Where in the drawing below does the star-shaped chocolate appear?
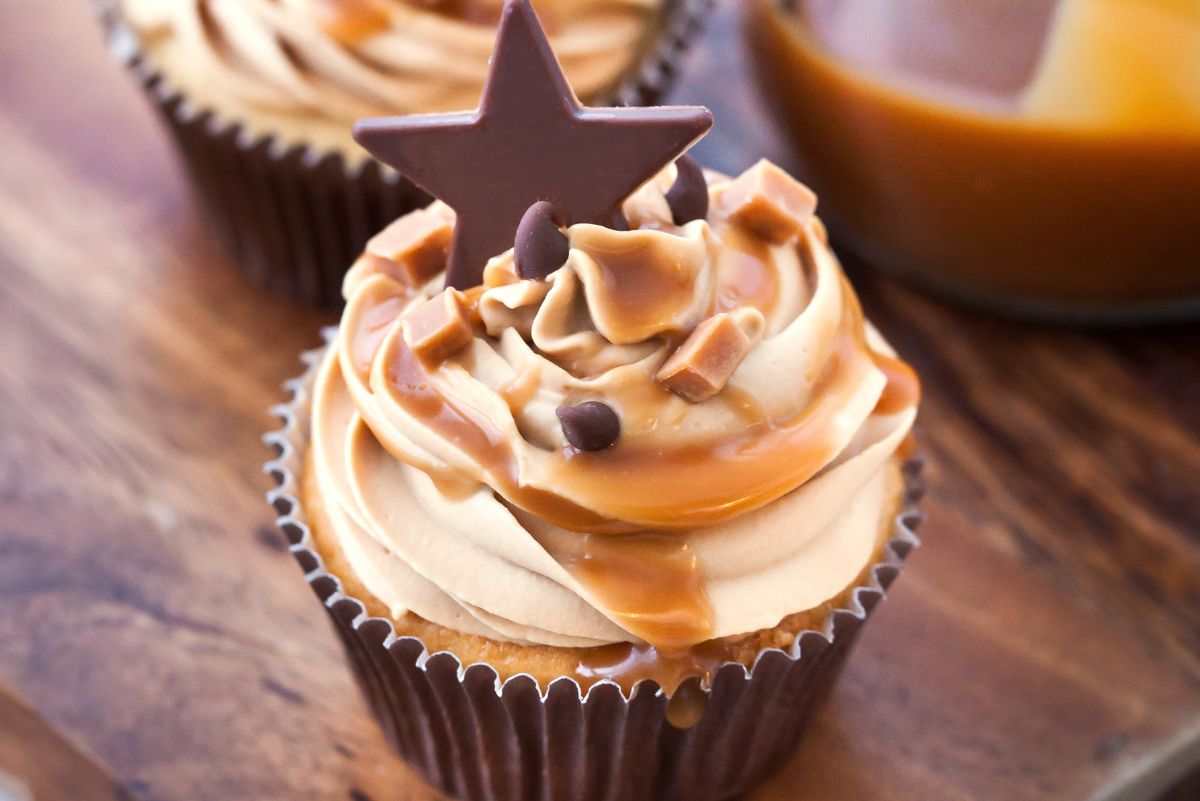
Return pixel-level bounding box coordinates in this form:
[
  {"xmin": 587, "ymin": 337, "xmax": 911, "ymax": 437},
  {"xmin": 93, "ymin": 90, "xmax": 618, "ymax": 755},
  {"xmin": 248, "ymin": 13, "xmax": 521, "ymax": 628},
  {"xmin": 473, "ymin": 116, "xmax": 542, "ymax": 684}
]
[{"xmin": 353, "ymin": 0, "xmax": 713, "ymax": 289}]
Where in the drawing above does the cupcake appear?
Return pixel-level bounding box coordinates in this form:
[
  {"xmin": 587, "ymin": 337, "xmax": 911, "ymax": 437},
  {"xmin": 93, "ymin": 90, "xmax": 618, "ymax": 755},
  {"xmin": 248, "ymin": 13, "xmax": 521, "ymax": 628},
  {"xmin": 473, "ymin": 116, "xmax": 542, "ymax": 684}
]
[
  {"xmin": 99, "ymin": 0, "xmax": 712, "ymax": 306},
  {"xmin": 265, "ymin": 3, "xmax": 922, "ymax": 799}
]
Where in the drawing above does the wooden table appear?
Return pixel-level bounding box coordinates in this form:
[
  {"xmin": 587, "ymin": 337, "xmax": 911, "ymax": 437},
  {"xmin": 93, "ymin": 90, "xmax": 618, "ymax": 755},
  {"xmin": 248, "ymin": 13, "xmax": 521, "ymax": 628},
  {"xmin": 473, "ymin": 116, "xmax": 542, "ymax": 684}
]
[{"xmin": 2, "ymin": 2, "xmax": 1198, "ymax": 800}]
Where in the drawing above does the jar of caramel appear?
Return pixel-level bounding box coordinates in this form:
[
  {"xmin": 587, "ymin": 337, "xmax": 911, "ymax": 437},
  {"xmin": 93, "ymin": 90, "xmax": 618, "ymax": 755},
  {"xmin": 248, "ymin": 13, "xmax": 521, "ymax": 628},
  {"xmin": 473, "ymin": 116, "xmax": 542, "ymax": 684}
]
[{"xmin": 748, "ymin": 0, "xmax": 1200, "ymax": 322}]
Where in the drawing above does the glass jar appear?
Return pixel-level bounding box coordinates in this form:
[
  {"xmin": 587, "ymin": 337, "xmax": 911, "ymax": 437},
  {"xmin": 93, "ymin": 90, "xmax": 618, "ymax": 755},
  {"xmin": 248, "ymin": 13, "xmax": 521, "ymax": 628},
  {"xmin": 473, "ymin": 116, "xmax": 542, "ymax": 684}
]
[{"xmin": 748, "ymin": 0, "xmax": 1200, "ymax": 322}]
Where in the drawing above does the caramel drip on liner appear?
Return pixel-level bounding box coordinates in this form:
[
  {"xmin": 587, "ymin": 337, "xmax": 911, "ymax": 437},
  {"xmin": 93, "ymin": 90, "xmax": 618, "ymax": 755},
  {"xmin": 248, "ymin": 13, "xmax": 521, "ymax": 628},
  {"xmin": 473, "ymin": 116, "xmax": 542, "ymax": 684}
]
[{"xmin": 575, "ymin": 638, "xmax": 737, "ymax": 703}]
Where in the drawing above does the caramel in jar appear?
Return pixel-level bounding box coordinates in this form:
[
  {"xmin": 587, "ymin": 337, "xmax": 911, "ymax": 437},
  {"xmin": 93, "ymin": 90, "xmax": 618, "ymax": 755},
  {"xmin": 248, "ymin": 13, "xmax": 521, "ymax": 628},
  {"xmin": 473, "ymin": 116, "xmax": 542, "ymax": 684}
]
[{"xmin": 749, "ymin": 0, "xmax": 1200, "ymax": 320}]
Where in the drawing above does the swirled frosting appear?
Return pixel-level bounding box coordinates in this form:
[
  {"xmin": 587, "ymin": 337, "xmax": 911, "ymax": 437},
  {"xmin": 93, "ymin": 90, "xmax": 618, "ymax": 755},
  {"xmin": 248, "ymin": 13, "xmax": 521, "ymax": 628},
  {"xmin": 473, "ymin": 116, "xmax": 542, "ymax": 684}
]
[
  {"xmin": 121, "ymin": 0, "xmax": 666, "ymax": 157},
  {"xmin": 308, "ymin": 160, "xmax": 919, "ymax": 650}
]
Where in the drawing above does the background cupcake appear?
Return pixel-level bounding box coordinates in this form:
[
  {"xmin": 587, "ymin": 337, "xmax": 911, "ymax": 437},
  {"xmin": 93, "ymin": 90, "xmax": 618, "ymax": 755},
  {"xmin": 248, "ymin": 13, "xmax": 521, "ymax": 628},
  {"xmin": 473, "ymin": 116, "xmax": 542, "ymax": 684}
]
[{"xmin": 99, "ymin": 0, "xmax": 712, "ymax": 306}]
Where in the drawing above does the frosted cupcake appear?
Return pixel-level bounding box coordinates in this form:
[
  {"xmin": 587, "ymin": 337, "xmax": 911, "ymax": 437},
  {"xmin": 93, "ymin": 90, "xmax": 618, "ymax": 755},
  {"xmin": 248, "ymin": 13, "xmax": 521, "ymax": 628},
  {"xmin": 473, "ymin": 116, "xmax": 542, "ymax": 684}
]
[
  {"xmin": 100, "ymin": 0, "xmax": 711, "ymax": 305},
  {"xmin": 265, "ymin": 3, "xmax": 921, "ymax": 798},
  {"xmin": 300, "ymin": 157, "xmax": 919, "ymax": 680}
]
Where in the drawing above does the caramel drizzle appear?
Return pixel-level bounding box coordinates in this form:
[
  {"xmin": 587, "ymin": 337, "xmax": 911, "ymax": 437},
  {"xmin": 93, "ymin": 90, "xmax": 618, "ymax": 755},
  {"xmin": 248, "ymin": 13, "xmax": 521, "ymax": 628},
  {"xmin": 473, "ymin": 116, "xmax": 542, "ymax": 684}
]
[
  {"xmin": 374, "ymin": 301, "xmax": 825, "ymax": 533},
  {"xmin": 360, "ymin": 265, "xmax": 919, "ymax": 537},
  {"xmin": 313, "ymin": 0, "xmax": 509, "ymax": 44},
  {"xmin": 713, "ymin": 225, "xmax": 781, "ymax": 318},
  {"xmin": 379, "ymin": 330, "xmax": 622, "ymax": 531},
  {"xmin": 351, "ymin": 289, "xmax": 413, "ymax": 380},
  {"xmin": 871, "ymin": 351, "xmax": 921, "ymax": 415},
  {"xmin": 574, "ymin": 637, "xmax": 738, "ymax": 702},
  {"xmin": 540, "ymin": 278, "xmax": 912, "ymax": 530},
  {"xmin": 547, "ymin": 531, "xmax": 712, "ymax": 651},
  {"xmin": 312, "ymin": 0, "xmax": 393, "ymax": 45},
  {"xmin": 576, "ymin": 229, "xmax": 704, "ymax": 342}
]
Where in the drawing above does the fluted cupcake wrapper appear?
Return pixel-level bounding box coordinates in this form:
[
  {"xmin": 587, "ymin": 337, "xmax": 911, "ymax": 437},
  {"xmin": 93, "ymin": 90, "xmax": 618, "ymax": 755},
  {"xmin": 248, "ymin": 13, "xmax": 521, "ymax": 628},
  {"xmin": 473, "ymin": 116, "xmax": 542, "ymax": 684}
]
[
  {"xmin": 262, "ymin": 336, "xmax": 923, "ymax": 801},
  {"xmin": 96, "ymin": 0, "xmax": 714, "ymax": 309}
]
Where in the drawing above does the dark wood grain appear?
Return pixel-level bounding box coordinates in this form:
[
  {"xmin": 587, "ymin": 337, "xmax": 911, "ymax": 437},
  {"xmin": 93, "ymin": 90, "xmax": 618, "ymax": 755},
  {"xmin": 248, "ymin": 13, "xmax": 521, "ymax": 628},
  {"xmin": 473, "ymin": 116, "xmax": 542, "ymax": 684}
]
[{"xmin": 1, "ymin": 2, "xmax": 1198, "ymax": 801}]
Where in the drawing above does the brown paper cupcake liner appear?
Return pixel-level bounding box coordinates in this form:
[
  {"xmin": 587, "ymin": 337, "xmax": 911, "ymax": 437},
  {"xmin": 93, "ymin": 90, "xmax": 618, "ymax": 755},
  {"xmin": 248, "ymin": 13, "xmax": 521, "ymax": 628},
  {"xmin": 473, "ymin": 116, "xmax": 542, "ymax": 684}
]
[
  {"xmin": 96, "ymin": 0, "xmax": 713, "ymax": 309},
  {"xmin": 262, "ymin": 335, "xmax": 924, "ymax": 801}
]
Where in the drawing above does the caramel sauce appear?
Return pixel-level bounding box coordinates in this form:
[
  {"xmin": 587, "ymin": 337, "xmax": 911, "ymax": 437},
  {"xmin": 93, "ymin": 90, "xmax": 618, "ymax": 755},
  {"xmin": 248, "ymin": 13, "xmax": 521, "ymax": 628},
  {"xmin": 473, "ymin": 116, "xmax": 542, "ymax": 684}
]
[
  {"xmin": 379, "ymin": 329, "xmax": 624, "ymax": 532},
  {"xmin": 351, "ymin": 290, "xmax": 411, "ymax": 381},
  {"xmin": 312, "ymin": 0, "xmax": 392, "ymax": 45},
  {"xmin": 552, "ymin": 531, "xmax": 712, "ymax": 650},
  {"xmin": 575, "ymin": 639, "xmax": 735, "ymax": 698},
  {"xmin": 871, "ymin": 352, "xmax": 922, "ymax": 416},
  {"xmin": 664, "ymin": 679, "xmax": 709, "ymax": 729},
  {"xmin": 751, "ymin": 0, "xmax": 1200, "ymax": 308},
  {"xmin": 714, "ymin": 228, "xmax": 779, "ymax": 317},
  {"xmin": 498, "ymin": 364, "xmax": 548, "ymax": 445},
  {"xmin": 716, "ymin": 384, "xmax": 768, "ymax": 427},
  {"xmin": 412, "ymin": 0, "xmax": 505, "ymax": 27},
  {"xmin": 499, "ymin": 367, "xmax": 540, "ymax": 409},
  {"xmin": 575, "ymin": 230, "xmax": 703, "ymax": 342},
  {"xmin": 459, "ymin": 284, "xmax": 487, "ymax": 327},
  {"xmin": 594, "ymin": 369, "xmax": 685, "ymax": 438}
]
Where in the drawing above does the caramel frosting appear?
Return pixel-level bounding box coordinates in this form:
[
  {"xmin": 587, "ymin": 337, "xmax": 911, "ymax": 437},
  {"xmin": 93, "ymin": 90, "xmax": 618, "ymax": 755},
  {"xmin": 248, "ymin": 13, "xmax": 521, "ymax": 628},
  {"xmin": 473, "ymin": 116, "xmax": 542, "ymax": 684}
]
[
  {"xmin": 121, "ymin": 0, "xmax": 666, "ymax": 155},
  {"xmin": 308, "ymin": 160, "xmax": 919, "ymax": 651}
]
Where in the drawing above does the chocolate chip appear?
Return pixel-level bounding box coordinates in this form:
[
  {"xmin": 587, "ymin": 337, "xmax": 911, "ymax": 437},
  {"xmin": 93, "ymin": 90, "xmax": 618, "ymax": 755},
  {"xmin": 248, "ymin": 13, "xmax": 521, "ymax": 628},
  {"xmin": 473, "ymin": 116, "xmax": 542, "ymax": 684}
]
[
  {"xmin": 556, "ymin": 401, "xmax": 620, "ymax": 452},
  {"xmin": 666, "ymin": 155, "xmax": 709, "ymax": 225},
  {"xmin": 515, "ymin": 201, "xmax": 569, "ymax": 281}
]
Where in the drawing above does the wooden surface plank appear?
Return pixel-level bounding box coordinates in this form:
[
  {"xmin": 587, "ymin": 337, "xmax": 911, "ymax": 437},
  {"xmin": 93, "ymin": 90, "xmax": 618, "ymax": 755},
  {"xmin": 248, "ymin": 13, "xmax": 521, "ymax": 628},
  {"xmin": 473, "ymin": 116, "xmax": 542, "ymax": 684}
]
[
  {"xmin": 1, "ymin": 3, "xmax": 1198, "ymax": 801},
  {"xmin": 0, "ymin": 687, "xmax": 132, "ymax": 801}
]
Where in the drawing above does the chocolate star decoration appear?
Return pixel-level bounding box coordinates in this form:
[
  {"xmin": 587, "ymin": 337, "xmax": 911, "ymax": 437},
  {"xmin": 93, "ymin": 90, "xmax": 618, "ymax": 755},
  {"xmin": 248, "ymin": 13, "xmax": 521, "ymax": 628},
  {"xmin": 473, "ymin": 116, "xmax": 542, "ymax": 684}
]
[{"xmin": 353, "ymin": 0, "xmax": 713, "ymax": 289}]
